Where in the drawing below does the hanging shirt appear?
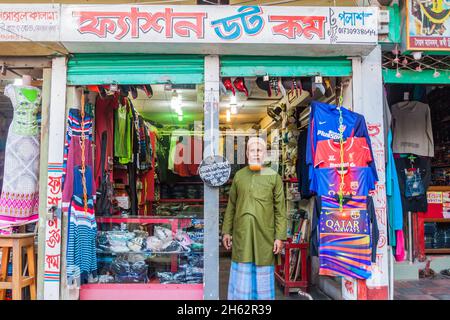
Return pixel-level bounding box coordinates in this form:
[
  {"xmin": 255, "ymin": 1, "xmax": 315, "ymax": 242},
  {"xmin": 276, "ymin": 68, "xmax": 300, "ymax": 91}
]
[
  {"xmin": 314, "ymin": 137, "xmax": 372, "ymax": 168},
  {"xmin": 94, "ymin": 95, "xmax": 116, "ymax": 190},
  {"xmin": 310, "ymin": 195, "xmax": 379, "ymax": 279},
  {"xmin": 306, "ymin": 101, "xmax": 378, "ymax": 187},
  {"xmin": 114, "ymin": 100, "xmax": 132, "ymax": 164},
  {"xmin": 311, "ymin": 167, "xmax": 376, "ymax": 197},
  {"xmin": 391, "ymin": 101, "xmax": 434, "ymax": 157},
  {"xmin": 222, "ymin": 166, "xmax": 287, "ymax": 266},
  {"xmin": 386, "ymin": 130, "xmax": 403, "ymax": 246},
  {"xmin": 394, "ymin": 154, "xmax": 431, "ymax": 213}
]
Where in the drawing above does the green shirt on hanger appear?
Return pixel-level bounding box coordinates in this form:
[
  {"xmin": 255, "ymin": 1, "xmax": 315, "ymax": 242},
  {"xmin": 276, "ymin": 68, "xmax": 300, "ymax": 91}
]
[
  {"xmin": 114, "ymin": 100, "xmax": 132, "ymax": 164},
  {"xmin": 222, "ymin": 166, "xmax": 287, "ymax": 266}
]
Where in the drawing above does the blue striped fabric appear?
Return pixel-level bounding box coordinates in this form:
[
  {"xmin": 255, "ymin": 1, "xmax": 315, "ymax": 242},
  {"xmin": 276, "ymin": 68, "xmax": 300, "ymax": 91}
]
[
  {"xmin": 66, "ymin": 194, "xmax": 97, "ymax": 285},
  {"xmin": 62, "ymin": 108, "xmax": 93, "ymax": 188},
  {"xmin": 227, "ymin": 261, "xmax": 275, "ymax": 300}
]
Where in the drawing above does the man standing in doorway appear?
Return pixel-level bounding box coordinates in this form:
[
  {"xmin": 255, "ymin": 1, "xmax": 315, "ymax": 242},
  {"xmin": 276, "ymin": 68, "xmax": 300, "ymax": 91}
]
[{"xmin": 222, "ymin": 136, "xmax": 287, "ymax": 300}]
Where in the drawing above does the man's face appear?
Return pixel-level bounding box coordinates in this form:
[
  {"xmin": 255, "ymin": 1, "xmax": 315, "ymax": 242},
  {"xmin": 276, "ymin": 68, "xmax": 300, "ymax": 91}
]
[{"xmin": 247, "ymin": 142, "xmax": 267, "ymax": 165}]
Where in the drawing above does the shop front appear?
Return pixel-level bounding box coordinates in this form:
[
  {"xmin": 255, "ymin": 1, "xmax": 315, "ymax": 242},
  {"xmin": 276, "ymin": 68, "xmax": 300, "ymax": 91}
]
[
  {"xmin": 380, "ymin": 0, "xmax": 450, "ymax": 299},
  {"xmin": 0, "ymin": 3, "xmax": 390, "ymax": 300}
]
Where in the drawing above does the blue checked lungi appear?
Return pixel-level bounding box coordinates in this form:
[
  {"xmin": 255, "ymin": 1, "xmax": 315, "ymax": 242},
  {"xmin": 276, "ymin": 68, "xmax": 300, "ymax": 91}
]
[{"xmin": 227, "ymin": 261, "xmax": 275, "ymax": 300}]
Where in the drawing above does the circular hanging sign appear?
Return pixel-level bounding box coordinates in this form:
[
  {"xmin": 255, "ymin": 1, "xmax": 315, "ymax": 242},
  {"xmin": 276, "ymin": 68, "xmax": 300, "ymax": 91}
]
[{"xmin": 198, "ymin": 155, "xmax": 231, "ymax": 187}]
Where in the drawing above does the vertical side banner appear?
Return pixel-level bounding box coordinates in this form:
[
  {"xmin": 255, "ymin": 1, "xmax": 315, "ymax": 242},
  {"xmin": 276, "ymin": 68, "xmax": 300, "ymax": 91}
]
[{"xmin": 43, "ymin": 57, "xmax": 67, "ymax": 300}]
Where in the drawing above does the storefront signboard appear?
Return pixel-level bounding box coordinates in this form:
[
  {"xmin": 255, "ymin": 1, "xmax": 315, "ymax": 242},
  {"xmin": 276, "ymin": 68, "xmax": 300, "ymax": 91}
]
[
  {"xmin": 0, "ymin": 4, "xmax": 60, "ymax": 41},
  {"xmin": 60, "ymin": 5, "xmax": 378, "ymax": 45},
  {"xmin": 406, "ymin": 0, "xmax": 450, "ymax": 50}
]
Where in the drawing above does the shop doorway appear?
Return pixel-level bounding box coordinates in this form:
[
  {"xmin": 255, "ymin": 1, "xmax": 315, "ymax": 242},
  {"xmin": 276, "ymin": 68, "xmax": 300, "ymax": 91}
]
[
  {"xmin": 217, "ymin": 75, "xmax": 351, "ymax": 300},
  {"xmin": 385, "ymin": 83, "xmax": 450, "ymax": 300}
]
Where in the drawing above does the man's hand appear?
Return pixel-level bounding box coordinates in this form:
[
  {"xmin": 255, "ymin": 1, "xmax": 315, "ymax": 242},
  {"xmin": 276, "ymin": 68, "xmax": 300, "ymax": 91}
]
[
  {"xmin": 223, "ymin": 234, "xmax": 232, "ymax": 250},
  {"xmin": 273, "ymin": 239, "xmax": 283, "ymax": 254}
]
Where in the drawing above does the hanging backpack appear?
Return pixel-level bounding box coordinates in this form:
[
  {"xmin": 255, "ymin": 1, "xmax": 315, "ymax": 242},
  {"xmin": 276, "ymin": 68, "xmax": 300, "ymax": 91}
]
[{"xmin": 96, "ymin": 131, "xmax": 113, "ymax": 215}]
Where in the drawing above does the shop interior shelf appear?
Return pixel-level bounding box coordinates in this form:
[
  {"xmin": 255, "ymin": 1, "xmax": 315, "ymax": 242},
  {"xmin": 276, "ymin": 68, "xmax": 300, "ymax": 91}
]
[
  {"xmin": 424, "ymin": 248, "xmax": 450, "ymax": 254},
  {"xmin": 424, "ymin": 218, "xmax": 450, "ymax": 223},
  {"xmin": 275, "ymin": 240, "xmax": 309, "ymax": 296},
  {"xmin": 79, "ymin": 283, "xmax": 203, "ymax": 300},
  {"xmin": 96, "ymin": 250, "xmax": 202, "ymax": 256},
  {"xmin": 96, "ymin": 216, "xmax": 198, "ymax": 223}
]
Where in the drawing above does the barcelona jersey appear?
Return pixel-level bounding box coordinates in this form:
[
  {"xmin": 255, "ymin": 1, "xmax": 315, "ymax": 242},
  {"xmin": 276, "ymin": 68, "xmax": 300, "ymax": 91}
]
[
  {"xmin": 311, "ymin": 166, "xmax": 376, "ymax": 197},
  {"xmin": 318, "ymin": 196, "xmax": 373, "ymax": 279}
]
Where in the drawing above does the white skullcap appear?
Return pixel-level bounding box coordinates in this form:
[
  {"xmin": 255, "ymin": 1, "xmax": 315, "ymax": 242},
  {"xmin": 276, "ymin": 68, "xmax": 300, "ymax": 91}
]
[{"xmin": 247, "ymin": 137, "xmax": 267, "ymax": 149}]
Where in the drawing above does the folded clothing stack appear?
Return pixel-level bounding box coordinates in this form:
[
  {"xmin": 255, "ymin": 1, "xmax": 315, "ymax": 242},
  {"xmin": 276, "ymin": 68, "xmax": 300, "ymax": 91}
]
[{"xmin": 111, "ymin": 258, "xmax": 148, "ymax": 283}]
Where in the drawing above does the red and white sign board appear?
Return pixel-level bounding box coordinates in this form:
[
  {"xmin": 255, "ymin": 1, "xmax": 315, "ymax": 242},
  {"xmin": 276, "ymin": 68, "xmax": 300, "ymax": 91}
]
[
  {"xmin": 60, "ymin": 5, "xmax": 378, "ymax": 45},
  {"xmin": 0, "ymin": 4, "xmax": 59, "ymax": 41}
]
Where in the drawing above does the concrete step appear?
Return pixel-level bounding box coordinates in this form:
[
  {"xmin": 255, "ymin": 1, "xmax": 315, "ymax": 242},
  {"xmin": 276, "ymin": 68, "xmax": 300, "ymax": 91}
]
[{"xmin": 394, "ymin": 255, "xmax": 450, "ymax": 280}]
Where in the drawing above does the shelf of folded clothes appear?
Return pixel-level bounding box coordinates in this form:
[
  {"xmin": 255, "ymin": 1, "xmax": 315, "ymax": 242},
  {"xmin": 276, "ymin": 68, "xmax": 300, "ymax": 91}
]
[
  {"xmin": 158, "ymin": 198, "xmax": 228, "ymax": 203},
  {"xmin": 96, "ymin": 215, "xmax": 199, "ymax": 223}
]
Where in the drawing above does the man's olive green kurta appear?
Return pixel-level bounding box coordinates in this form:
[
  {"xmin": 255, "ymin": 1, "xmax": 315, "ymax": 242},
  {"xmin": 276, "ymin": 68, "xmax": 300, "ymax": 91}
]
[{"xmin": 222, "ymin": 166, "xmax": 287, "ymax": 266}]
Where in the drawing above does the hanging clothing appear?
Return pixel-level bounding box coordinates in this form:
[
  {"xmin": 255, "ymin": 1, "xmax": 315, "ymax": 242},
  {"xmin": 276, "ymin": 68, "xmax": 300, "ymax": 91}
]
[
  {"xmin": 114, "ymin": 99, "xmax": 132, "ymax": 164},
  {"xmin": 156, "ymin": 134, "xmax": 170, "ymax": 183},
  {"xmin": 310, "ymin": 167, "xmax": 376, "ymax": 197},
  {"xmin": 296, "ymin": 128, "xmax": 313, "ymax": 198},
  {"xmin": 0, "ymin": 85, "xmax": 41, "ymax": 229},
  {"xmin": 222, "ymin": 166, "xmax": 287, "ymax": 266},
  {"xmin": 94, "ymin": 95, "xmax": 116, "ymax": 190},
  {"xmin": 394, "ymin": 154, "xmax": 431, "ymax": 213},
  {"xmin": 66, "ymin": 166, "xmax": 97, "ymax": 285},
  {"xmin": 391, "ymin": 101, "xmax": 434, "ymax": 157},
  {"xmin": 144, "ymin": 126, "xmax": 157, "ymax": 204},
  {"xmin": 62, "ymin": 108, "xmax": 95, "ymax": 214},
  {"xmin": 310, "ymin": 195, "xmax": 379, "ymax": 279},
  {"xmin": 136, "ymin": 116, "xmax": 152, "ymax": 172},
  {"xmin": 386, "ymin": 130, "xmax": 403, "ymax": 246},
  {"xmin": 227, "ymin": 261, "xmax": 275, "ymax": 300},
  {"xmin": 314, "ymin": 137, "xmax": 372, "ymax": 168},
  {"xmin": 306, "ymin": 101, "xmax": 378, "ymax": 185}
]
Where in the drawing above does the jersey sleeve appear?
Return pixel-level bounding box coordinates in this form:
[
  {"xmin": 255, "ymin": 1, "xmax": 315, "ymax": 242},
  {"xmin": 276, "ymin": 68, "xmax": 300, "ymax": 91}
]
[
  {"xmin": 354, "ymin": 114, "xmax": 378, "ymax": 182},
  {"xmin": 314, "ymin": 140, "xmax": 326, "ymax": 168}
]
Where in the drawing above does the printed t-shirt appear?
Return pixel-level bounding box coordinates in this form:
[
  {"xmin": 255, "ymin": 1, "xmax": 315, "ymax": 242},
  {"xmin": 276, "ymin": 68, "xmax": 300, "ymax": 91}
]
[
  {"xmin": 314, "ymin": 137, "xmax": 372, "ymax": 168},
  {"xmin": 311, "ymin": 167, "xmax": 376, "ymax": 197},
  {"xmin": 310, "ymin": 195, "xmax": 379, "ymax": 279}
]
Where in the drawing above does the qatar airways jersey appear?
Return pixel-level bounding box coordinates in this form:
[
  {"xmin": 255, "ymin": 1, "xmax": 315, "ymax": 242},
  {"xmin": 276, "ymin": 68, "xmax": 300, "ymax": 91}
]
[
  {"xmin": 314, "ymin": 137, "xmax": 372, "ymax": 168},
  {"xmin": 311, "ymin": 167, "xmax": 376, "ymax": 197}
]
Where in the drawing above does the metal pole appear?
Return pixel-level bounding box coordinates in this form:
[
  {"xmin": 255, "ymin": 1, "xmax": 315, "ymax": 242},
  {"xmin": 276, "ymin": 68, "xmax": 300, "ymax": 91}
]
[{"xmin": 203, "ymin": 55, "xmax": 220, "ymax": 300}]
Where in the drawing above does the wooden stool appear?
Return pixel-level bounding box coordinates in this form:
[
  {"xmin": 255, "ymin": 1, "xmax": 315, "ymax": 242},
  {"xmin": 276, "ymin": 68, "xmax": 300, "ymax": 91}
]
[{"xmin": 0, "ymin": 234, "xmax": 36, "ymax": 300}]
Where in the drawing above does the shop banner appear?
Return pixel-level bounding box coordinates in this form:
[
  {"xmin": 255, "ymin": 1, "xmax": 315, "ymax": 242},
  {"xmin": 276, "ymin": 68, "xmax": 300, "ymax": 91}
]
[
  {"xmin": 60, "ymin": 5, "xmax": 378, "ymax": 45},
  {"xmin": 0, "ymin": 4, "xmax": 60, "ymax": 41},
  {"xmin": 407, "ymin": 0, "xmax": 450, "ymax": 50}
]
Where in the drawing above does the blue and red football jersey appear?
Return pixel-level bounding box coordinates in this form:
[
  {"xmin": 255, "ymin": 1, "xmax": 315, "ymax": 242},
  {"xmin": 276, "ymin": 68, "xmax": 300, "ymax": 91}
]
[{"xmin": 311, "ymin": 167, "xmax": 376, "ymax": 197}]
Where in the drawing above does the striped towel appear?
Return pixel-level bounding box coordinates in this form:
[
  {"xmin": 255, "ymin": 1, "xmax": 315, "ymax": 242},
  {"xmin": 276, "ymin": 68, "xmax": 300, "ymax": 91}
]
[{"xmin": 227, "ymin": 261, "xmax": 275, "ymax": 300}]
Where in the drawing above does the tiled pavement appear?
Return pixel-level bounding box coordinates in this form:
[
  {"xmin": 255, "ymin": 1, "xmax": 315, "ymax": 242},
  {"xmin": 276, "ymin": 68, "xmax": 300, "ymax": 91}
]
[
  {"xmin": 219, "ymin": 255, "xmax": 331, "ymax": 300},
  {"xmin": 394, "ymin": 278, "xmax": 450, "ymax": 300}
]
